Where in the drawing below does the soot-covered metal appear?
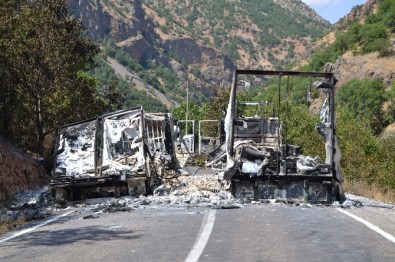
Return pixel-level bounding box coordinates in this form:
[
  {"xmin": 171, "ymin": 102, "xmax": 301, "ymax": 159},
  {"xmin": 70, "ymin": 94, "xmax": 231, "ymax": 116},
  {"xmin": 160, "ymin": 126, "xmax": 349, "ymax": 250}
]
[
  {"xmin": 51, "ymin": 107, "xmax": 177, "ymax": 202},
  {"xmin": 204, "ymin": 70, "xmax": 345, "ymax": 204},
  {"xmin": 51, "ymin": 70, "xmax": 345, "ymax": 204}
]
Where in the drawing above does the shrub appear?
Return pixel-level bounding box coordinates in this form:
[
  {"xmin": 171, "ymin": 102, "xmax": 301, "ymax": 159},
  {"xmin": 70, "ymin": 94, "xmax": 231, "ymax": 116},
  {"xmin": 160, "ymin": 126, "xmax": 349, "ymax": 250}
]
[{"xmin": 336, "ymin": 79, "xmax": 387, "ymax": 134}]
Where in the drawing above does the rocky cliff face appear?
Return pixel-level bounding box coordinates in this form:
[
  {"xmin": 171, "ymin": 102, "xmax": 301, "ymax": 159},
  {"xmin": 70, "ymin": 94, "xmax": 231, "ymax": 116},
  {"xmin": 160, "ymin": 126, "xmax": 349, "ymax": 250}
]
[
  {"xmin": 0, "ymin": 137, "xmax": 48, "ymax": 203},
  {"xmin": 322, "ymin": 0, "xmax": 395, "ymax": 88},
  {"xmin": 67, "ymin": 0, "xmax": 112, "ymax": 40},
  {"xmin": 67, "ymin": 0, "xmax": 235, "ymax": 94},
  {"xmin": 273, "ymin": 0, "xmax": 327, "ymax": 23},
  {"xmin": 310, "ymin": 0, "xmax": 382, "ymax": 59},
  {"xmin": 325, "ymin": 52, "xmax": 395, "ymax": 89},
  {"xmin": 66, "ymin": 0, "xmax": 330, "ymax": 98},
  {"xmin": 336, "ymin": 0, "xmax": 381, "ymax": 25},
  {"xmin": 67, "ymin": 0, "xmax": 159, "ymax": 60}
]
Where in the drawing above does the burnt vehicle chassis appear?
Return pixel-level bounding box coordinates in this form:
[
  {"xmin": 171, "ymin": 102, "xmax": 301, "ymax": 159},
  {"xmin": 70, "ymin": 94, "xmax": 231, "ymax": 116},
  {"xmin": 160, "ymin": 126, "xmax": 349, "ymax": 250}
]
[
  {"xmin": 218, "ymin": 70, "xmax": 345, "ymax": 203},
  {"xmin": 51, "ymin": 107, "xmax": 176, "ymax": 202}
]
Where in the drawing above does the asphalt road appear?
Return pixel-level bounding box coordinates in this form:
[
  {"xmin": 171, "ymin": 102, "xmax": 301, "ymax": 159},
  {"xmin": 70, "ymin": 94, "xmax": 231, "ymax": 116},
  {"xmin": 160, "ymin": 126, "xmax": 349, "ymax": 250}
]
[{"xmin": 0, "ymin": 204, "xmax": 394, "ymax": 262}]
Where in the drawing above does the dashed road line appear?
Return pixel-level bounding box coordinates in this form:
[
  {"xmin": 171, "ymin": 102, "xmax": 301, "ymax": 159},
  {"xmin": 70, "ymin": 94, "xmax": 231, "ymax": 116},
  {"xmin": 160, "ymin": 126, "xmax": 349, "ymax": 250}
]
[
  {"xmin": 185, "ymin": 209, "xmax": 216, "ymax": 262},
  {"xmin": 0, "ymin": 210, "xmax": 73, "ymax": 245},
  {"xmin": 337, "ymin": 208, "xmax": 395, "ymax": 244}
]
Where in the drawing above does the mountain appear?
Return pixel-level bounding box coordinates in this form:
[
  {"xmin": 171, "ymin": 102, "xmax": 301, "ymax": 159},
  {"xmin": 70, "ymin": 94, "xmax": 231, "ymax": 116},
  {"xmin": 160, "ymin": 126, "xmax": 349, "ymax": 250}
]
[
  {"xmin": 304, "ymin": 0, "xmax": 395, "ymax": 138},
  {"xmin": 318, "ymin": 0, "xmax": 395, "ymax": 88},
  {"xmin": 315, "ymin": 0, "xmax": 381, "ymax": 50},
  {"xmin": 336, "ymin": 0, "xmax": 381, "ymax": 27},
  {"xmin": 66, "ymin": 0, "xmax": 330, "ymax": 106}
]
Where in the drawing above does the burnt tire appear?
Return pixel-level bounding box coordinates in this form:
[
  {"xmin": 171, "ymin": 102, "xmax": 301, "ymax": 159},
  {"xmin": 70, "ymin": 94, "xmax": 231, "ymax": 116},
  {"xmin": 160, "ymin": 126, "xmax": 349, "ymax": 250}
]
[
  {"xmin": 55, "ymin": 188, "xmax": 66, "ymax": 203},
  {"xmin": 114, "ymin": 185, "xmax": 121, "ymax": 198},
  {"xmin": 71, "ymin": 188, "xmax": 82, "ymax": 201},
  {"xmin": 334, "ymin": 181, "xmax": 346, "ymax": 203}
]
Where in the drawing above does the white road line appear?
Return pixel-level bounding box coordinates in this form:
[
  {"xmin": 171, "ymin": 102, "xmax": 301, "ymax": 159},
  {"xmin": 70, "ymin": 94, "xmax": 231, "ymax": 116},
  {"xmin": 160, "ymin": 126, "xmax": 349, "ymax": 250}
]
[
  {"xmin": 337, "ymin": 208, "xmax": 395, "ymax": 244},
  {"xmin": 0, "ymin": 210, "xmax": 73, "ymax": 245},
  {"xmin": 185, "ymin": 209, "xmax": 216, "ymax": 262}
]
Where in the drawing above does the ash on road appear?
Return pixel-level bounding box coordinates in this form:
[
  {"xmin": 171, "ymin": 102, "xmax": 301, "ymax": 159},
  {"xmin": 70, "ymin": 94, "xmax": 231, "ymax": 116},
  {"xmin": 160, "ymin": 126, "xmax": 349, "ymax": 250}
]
[{"xmin": 1, "ymin": 186, "xmax": 394, "ymax": 262}]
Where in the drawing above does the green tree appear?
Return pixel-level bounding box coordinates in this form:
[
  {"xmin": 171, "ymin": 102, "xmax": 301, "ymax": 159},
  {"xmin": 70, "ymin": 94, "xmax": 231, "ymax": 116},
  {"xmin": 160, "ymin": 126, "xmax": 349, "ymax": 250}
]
[
  {"xmin": 172, "ymin": 101, "xmax": 205, "ymax": 122},
  {"xmin": 360, "ymin": 23, "xmax": 389, "ymax": 54},
  {"xmin": 376, "ymin": 136, "xmax": 395, "ymax": 189},
  {"xmin": 378, "ymin": 0, "xmax": 395, "ymax": 33},
  {"xmin": 384, "ymin": 82, "xmax": 395, "ymax": 123},
  {"xmin": 336, "ymin": 108, "xmax": 380, "ymax": 185},
  {"xmin": 336, "ymin": 79, "xmax": 387, "ymax": 134},
  {"xmin": 347, "ymin": 23, "xmax": 362, "ymax": 44},
  {"xmin": 210, "ymin": 87, "xmax": 230, "ymax": 114},
  {"xmin": 0, "ymin": 1, "xmax": 20, "ymax": 137},
  {"xmin": 0, "ymin": 0, "xmax": 100, "ymax": 155},
  {"xmin": 286, "ymin": 105, "xmax": 324, "ymax": 159}
]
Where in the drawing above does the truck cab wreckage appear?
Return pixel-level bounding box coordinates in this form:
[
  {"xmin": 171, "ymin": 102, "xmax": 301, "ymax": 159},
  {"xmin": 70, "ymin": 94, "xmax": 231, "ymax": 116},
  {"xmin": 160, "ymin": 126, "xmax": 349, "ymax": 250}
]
[{"xmin": 51, "ymin": 70, "xmax": 345, "ymax": 204}]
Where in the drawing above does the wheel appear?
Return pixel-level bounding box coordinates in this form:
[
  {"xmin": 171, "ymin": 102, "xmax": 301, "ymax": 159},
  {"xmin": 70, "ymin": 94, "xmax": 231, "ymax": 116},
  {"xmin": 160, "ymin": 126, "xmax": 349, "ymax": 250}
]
[
  {"xmin": 55, "ymin": 188, "xmax": 66, "ymax": 203},
  {"xmin": 334, "ymin": 181, "xmax": 346, "ymax": 203},
  {"xmin": 114, "ymin": 185, "xmax": 121, "ymax": 198}
]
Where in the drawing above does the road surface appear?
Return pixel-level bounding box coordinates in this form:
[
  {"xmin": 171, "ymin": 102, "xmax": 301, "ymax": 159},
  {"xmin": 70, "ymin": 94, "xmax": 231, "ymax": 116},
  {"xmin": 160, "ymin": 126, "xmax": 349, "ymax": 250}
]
[{"xmin": 1, "ymin": 204, "xmax": 394, "ymax": 261}]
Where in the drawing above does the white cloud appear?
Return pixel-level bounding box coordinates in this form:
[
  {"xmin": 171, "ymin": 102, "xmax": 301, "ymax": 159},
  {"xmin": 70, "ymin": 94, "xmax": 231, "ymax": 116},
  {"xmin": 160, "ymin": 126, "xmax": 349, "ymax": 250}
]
[{"xmin": 301, "ymin": 0, "xmax": 341, "ymax": 5}]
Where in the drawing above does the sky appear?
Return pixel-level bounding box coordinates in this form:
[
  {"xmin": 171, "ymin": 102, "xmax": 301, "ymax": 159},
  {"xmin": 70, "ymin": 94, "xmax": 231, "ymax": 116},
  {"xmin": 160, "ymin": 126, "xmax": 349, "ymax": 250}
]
[{"xmin": 301, "ymin": 0, "xmax": 368, "ymax": 24}]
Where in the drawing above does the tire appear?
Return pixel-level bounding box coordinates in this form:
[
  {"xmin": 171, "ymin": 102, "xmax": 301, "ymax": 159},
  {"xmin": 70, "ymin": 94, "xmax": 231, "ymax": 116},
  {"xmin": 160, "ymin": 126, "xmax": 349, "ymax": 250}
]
[
  {"xmin": 114, "ymin": 185, "xmax": 121, "ymax": 198},
  {"xmin": 334, "ymin": 181, "xmax": 346, "ymax": 203}
]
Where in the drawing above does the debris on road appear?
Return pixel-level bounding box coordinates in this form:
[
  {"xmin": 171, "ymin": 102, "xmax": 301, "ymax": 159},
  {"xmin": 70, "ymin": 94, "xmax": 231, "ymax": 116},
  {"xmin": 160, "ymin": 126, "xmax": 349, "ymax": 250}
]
[
  {"xmin": 0, "ymin": 187, "xmax": 54, "ymax": 233},
  {"xmin": 341, "ymin": 193, "xmax": 394, "ymax": 209},
  {"xmin": 1, "ymin": 181, "xmax": 394, "ymax": 235}
]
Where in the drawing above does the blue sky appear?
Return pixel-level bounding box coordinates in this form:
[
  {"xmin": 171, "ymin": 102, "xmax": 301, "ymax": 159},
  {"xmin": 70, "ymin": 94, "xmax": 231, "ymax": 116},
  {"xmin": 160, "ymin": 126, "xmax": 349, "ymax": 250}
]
[{"xmin": 301, "ymin": 0, "xmax": 368, "ymax": 24}]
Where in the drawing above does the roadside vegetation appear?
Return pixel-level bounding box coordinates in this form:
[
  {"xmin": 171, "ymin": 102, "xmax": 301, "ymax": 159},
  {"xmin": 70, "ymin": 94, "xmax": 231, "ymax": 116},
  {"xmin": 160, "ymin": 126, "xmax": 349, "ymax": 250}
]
[
  {"xmin": 0, "ymin": 0, "xmax": 102, "ymax": 156},
  {"xmin": 172, "ymin": 0, "xmax": 395, "ymax": 202},
  {"xmin": 307, "ymin": 0, "xmax": 395, "ymax": 71},
  {"xmin": 305, "ymin": 0, "xmax": 395, "ymax": 201},
  {"xmin": 0, "ymin": 0, "xmax": 164, "ymax": 159}
]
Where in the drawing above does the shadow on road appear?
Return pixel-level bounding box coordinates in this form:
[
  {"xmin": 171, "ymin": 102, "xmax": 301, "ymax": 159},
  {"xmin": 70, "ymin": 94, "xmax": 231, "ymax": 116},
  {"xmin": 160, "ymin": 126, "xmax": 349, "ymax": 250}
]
[{"xmin": 2, "ymin": 225, "xmax": 141, "ymax": 247}]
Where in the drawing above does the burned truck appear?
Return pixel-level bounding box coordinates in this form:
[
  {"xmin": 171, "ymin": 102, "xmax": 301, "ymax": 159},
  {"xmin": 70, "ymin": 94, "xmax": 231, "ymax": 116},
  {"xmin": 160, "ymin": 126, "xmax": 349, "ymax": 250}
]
[
  {"xmin": 51, "ymin": 70, "xmax": 345, "ymax": 204},
  {"xmin": 51, "ymin": 107, "xmax": 176, "ymax": 202},
  {"xmin": 206, "ymin": 70, "xmax": 345, "ymax": 203}
]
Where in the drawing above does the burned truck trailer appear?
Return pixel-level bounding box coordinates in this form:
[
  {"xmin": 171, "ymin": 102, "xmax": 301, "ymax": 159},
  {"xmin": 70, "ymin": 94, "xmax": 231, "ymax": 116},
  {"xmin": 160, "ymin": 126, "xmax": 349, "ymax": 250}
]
[
  {"xmin": 51, "ymin": 107, "xmax": 176, "ymax": 202},
  {"xmin": 214, "ymin": 70, "xmax": 345, "ymax": 203}
]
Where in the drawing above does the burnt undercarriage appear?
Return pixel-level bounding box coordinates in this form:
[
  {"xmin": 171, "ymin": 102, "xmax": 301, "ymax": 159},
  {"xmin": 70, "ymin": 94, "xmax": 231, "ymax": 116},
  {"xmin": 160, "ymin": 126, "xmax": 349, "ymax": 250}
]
[{"xmin": 228, "ymin": 143, "xmax": 334, "ymax": 203}]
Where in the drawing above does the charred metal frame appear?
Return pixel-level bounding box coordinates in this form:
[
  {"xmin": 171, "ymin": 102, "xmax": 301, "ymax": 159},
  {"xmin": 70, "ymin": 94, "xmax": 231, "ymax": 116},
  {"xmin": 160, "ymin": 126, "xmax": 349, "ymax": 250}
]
[
  {"xmin": 226, "ymin": 70, "xmax": 342, "ymax": 202},
  {"xmin": 51, "ymin": 107, "xmax": 176, "ymax": 201},
  {"xmin": 229, "ymin": 70, "xmax": 336, "ymax": 171},
  {"xmin": 198, "ymin": 120, "xmax": 223, "ymax": 154},
  {"xmin": 174, "ymin": 120, "xmax": 195, "ymax": 167}
]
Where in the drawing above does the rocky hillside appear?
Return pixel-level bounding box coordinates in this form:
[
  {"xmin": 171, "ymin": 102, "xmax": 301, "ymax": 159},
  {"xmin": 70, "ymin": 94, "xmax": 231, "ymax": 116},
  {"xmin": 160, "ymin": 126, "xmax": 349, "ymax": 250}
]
[
  {"xmin": 0, "ymin": 136, "xmax": 48, "ymax": 203},
  {"xmin": 304, "ymin": 0, "xmax": 395, "ymax": 140},
  {"xmin": 139, "ymin": 0, "xmax": 327, "ymax": 68},
  {"xmin": 308, "ymin": 0, "xmax": 382, "ymax": 57},
  {"xmin": 302, "ymin": 0, "xmax": 394, "ymax": 89},
  {"xmin": 325, "ymin": 51, "xmax": 395, "ymax": 89},
  {"xmin": 66, "ymin": 0, "xmax": 329, "ymax": 103},
  {"xmin": 336, "ymin": 0, "xmax": 381, "ymax": 26}
]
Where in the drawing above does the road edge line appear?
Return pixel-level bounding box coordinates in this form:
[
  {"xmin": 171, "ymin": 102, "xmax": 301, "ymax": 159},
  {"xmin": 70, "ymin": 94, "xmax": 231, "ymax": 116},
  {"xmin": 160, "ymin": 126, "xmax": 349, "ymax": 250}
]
[
  {"xmin": 185, "ymin": 209, "xmax": 216, "ymax": 262},
  {"xmin": 0, "ymin": 210, "xmax": 73, "ymax": 245},
  {"xmin": 336, "ymin": 208, "xmax": 395, "ymax": 244}
]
